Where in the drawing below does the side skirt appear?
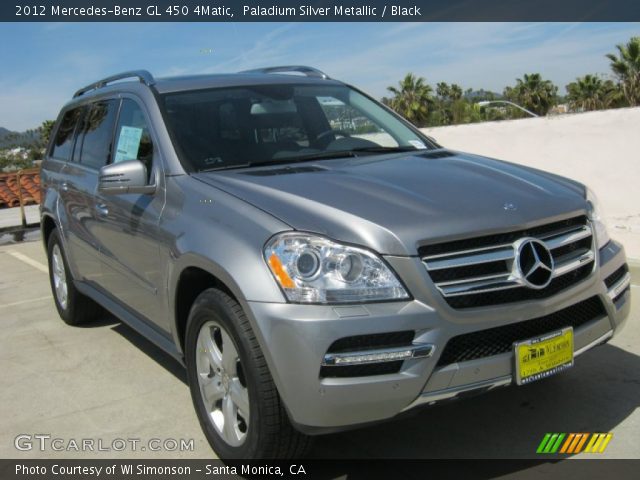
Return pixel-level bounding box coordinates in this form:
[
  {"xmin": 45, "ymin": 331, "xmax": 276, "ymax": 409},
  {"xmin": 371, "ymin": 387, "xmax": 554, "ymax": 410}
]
[{"xmin": 74, "ymin": 280, "xmax": 185, "ymax": 366}]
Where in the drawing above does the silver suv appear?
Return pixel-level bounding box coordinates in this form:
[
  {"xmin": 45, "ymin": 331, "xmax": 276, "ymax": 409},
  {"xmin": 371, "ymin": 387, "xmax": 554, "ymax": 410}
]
[{"xmin": 41, "ymin": 66, "xmax": 631, "ymax": 459}]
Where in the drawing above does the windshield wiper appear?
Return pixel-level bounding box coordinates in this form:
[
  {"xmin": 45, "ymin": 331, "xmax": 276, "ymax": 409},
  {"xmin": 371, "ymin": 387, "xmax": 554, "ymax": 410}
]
[
  {"xmin": 198, "ymin": 163, "xmax": 251, "ymax": 172},
  {"xmin": 246, "ymin": 150, "xmax": 360, "ymax": 168},
  {"xmin": 349, "ymin": 146, "xmax": 419, "ymax": 153},
  {"xmin": 198, "ymin": 147, "xmax": 418, "ymax": 173}
]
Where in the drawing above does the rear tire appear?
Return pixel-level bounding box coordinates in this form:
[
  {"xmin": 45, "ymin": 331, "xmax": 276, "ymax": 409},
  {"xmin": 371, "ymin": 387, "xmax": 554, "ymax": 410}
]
[
  {"xmin": 185, "ymin": 288, "xmax": 312, "ymax": 459},
  {"xmin": 47, "ymin": 229, "xmax": 102, "ymax": 325}
]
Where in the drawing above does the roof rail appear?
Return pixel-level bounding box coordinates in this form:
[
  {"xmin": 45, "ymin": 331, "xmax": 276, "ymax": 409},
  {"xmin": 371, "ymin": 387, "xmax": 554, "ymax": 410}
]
[
  {"xmin": 73, "ymin": 70, "xmax": 155, "ymax": 98},
  {"xmin": 240, "ymin": 65, "xmax": 329, "ymax": 79}
]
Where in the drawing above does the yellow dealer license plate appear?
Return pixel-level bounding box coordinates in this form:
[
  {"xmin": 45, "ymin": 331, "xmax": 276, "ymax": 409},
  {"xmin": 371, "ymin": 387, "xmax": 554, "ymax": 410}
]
[{"xmin": 514, "ymin": 327, "xmax": 574, "ymax": 385}]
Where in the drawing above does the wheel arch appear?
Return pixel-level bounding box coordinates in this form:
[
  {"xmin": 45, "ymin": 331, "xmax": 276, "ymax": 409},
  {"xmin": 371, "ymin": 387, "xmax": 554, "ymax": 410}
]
[
  {"xmin": 173, "ymin": 263, "xmax": 243, "ymax": 355},
  {"xmin": 41, "ymin": 214, "xmax": 58, "ymax": 249}
]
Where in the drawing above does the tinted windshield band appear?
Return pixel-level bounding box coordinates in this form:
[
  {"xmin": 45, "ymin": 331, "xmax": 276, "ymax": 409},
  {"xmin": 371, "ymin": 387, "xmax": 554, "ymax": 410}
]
[{"xmin": 161, "ymin": 84, "xmax": 432, "ymax": 172}]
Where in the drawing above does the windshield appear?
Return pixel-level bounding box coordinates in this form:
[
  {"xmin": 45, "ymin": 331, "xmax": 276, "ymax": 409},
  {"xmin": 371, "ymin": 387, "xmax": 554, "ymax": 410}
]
[{"xmin": 161, "ymin": 83, "xmax": 433, "ymax": 171}]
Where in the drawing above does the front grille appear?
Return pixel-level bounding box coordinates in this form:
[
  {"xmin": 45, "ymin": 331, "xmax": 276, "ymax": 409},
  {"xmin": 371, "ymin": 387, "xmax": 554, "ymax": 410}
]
[
  {"xmin": 446, "ymin": 263, "xmax": 593, "ymax": 309},
  {"xmin": 421, "ymin": 216, "xmax": 595, "ymax": 309},
  {"xmin": 604, "ymin": 264, "xmax": 628, "ymax": 289},
  {"xmin": 437, "ymin": 296, "xmax": 606, "ymax": 366},
  {"xmin": 420, "ymin": 216, "xmax": 587, "ymax": 257},
  {"xmin": 320, "ymin": 331, "xmax": 414, "ymax": 378}
]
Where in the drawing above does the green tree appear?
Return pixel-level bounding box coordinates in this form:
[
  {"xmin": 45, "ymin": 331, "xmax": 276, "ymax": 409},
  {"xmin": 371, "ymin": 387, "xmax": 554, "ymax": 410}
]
[
  {"xmin": 566, "ymin": 74, "xmax": 625, "ymax": 111},
  {"xmin": 432, "ymin": 82, "xmax": 466, "ymax": 126},
  {"xmin": 38, "ymin": 120, "xmax": 56, "ymax": 147},
  {"xmin": 436, "ymin": 82, "xmax": 450, "ymax": 99},
  {"xmin": 386, "ymin": 73, "xmax": 434, "ymax": 126},
  {"xmin": 449, "ymin": 84, "xmax": 463, "ymax": 101},
  {"xmin": 504, "ymin": 73, "xmax": 558, "ymax": 116},
  {"xmin": 606, "ymin": 36, "xmax": 640, "ymax": 106}
]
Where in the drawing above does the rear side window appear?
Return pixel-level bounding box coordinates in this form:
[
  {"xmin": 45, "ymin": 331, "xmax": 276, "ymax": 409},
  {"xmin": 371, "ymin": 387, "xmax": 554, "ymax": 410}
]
[
  {"xmin": 113, "ymin": 99, "xmax": 154, "ymax": 174},
  {"xmin": 50, "ymin": 107, "xmax": 83, "ymax": 161},
  {"xmin": 75, "ymin": 100, "xmax": 118, "ymax": 169}
]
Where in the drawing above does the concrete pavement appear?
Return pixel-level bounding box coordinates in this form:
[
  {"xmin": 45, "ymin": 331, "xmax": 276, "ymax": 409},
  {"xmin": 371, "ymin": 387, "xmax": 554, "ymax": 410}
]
[{"xmin": 0, "ymin": 237, "xmax": 638, "ymax": 460}]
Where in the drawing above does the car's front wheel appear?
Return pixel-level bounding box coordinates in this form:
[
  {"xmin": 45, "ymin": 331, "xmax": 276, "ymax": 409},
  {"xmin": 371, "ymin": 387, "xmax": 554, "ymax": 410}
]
[{"xmin": 185, "ymin": 288, "xmax": 311, "ymax": 459}]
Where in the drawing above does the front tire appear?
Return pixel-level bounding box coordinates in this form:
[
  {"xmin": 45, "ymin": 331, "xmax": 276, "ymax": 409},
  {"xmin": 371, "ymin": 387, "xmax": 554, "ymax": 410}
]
[
  {"xmin": 185, "ymin": 288, "xmax": 311, "ymax": 459},
  {"xmin": 47, "ymin": 229, "xmax": 101, "ymax": 325}
]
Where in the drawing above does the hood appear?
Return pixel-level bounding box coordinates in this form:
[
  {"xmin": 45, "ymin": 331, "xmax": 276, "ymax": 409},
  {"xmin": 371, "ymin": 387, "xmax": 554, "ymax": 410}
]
[{"xmin": 194, "ymin": 150, "xmax": 588, "ymax": 256}]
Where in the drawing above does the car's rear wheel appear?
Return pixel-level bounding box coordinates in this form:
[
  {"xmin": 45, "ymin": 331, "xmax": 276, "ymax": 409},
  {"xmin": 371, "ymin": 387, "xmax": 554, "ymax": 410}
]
[
  {"xmin": 47, "ymin": 229, "xmax": 102, "ymax": 325},
  {"xmin": 185, "ymin": 288, "xmax": 312, "ymax": 459}
]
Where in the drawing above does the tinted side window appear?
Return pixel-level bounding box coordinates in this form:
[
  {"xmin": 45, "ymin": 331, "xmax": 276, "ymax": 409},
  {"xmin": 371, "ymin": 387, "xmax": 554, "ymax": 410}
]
[
  {"xmin": 76, "ymin": 100, "xmax": 118, "ymax": 169},
  {"xmin": 51, "ymin": 107, "xmax": 83, "ymax": 161},
  {"xmin": 113, "ymin": 99, "xmax": 153, "ymax": 175}
]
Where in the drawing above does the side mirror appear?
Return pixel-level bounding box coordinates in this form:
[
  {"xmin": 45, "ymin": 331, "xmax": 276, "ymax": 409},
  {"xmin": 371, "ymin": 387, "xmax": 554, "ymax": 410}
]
[{"xmin": 98, "ymin": 160, "xmax": 155, "ymax": 195}]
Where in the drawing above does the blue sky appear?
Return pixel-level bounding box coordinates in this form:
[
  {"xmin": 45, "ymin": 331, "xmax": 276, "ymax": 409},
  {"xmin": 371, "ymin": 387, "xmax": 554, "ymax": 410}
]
[{"xmin": 1, "ymin": 22, "xmax": 638, "ymax": 131}]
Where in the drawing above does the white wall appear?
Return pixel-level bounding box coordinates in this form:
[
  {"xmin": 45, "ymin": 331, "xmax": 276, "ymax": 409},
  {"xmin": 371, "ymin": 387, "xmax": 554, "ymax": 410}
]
[{"xmin": 421, "ymin": 107, "xmax": 640, "ymax": 258}]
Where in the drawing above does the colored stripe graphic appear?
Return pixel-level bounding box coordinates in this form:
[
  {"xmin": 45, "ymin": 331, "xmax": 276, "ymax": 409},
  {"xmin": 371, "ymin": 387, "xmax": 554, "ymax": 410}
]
[
  {"xmin": 585, "ymin": 433, "xmax": 613, "ymax": 453},
  {"xmin": 567, "ymin": 433, "xmax": 583, "ymax": 453},
  {"xmin": 540, "ymin": 433, "xmax": 613, "ymax": 454},
  {"xmin": 544, "ymin": 433, "xmax": 560, "ymax": 453},
  {"xmin": 550, "ymin": 433, "xmax": 565, "ymax": 453},
  {"xmin": 537, "ymin": 433, "xmax": 566, "ymax": 453},
  {"xmin": 560, "ymin": 433, "xmax": 575, "ymax": 453},
  {"xmin": 573, "ymin": 433, "xmax": 589, "ymax": 453},
  {"xmin": 598, "ymin": 433, "xmax": 613, "ymax": 453},
  {"xmin": 584, "ymin": 433, "xmax": 599, "ymax": 453},
  {"xmin": 537, "ymin": 433, "xmax": 552, "ymax": 453}
]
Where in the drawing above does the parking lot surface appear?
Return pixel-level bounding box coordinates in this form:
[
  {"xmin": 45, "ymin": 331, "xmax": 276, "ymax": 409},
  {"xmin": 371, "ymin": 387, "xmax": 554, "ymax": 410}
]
[{"xmin": 1, "ymin": 236, "xmax": 638, "ymax": 460}]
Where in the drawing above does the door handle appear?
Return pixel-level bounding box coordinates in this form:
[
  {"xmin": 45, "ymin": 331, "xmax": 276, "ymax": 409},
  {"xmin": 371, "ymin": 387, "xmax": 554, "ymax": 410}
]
[
  {"xmin": 60, "ymin": 182, "xmax": 69, "ymax": 192},
  {"xmin": 95, "ymin": 203, "xmax": 109, "ymax": 217}
]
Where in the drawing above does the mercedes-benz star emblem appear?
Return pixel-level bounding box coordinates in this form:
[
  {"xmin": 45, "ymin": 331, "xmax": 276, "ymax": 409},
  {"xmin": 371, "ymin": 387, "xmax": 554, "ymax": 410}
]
[{"xmin": 513, "ymin": 238, "xmax": 554, "ymax": 289}]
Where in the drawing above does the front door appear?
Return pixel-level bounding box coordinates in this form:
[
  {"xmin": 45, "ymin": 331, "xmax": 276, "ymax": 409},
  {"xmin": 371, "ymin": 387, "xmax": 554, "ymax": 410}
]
[{"xmin": 94, "ymin": 97, "xmax": 168, "ymax": 329}]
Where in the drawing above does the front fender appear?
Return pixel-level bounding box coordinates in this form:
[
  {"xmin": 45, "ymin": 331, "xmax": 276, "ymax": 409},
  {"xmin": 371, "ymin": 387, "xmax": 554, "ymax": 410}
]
[{"xmin": 163, "ymin": 175, "xmax": 291, "ymax": 353}]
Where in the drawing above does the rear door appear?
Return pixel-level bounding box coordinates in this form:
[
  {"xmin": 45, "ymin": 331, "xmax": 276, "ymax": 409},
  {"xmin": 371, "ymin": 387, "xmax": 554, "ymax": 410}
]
[
  {"xmin": 60, "ymin": 99, "xmax": 119, "ymax": 285},
  {"xmin": 51, "ymin": 100, "xmax": 118, "ymax": 282}
]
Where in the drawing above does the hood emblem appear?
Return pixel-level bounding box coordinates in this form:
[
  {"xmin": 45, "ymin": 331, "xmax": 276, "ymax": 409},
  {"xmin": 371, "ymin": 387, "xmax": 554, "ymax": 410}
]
[
  {"xmin": 503, "ymin": 202, "xmax": 518, "ymax": 211},
  {"xmin": 513, "ymin": 238, "xmax": 554, "ymax": 289}
]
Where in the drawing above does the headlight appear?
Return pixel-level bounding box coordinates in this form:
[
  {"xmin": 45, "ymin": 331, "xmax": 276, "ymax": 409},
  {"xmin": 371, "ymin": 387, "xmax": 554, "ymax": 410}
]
[
  {"xmin": 586, "ymin": 187, "xmax": 610, "ymax": 249},
  {"xmin": 264, "ymin": 233, "xmax": 410, "ymax": 304}
]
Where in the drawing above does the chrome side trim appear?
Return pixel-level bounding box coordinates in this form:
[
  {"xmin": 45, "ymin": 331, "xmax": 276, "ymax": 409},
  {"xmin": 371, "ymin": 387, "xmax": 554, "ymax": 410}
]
[
  {"xmin": 574, "ymin": 330, "xmax": 613, "ymax": 356},
  {"xmin": 322, "ymin": 343, "xmax": 435, "ymax": 366},
  {"xmin": 404, "ymin": 329, "xmax": 612, "ymax": 412},
  {"xmin": 438, "ymin": 275, "xmax": 519, "ymax": 297},
  {"xmin": 607, "ymin": 272, "xmax": 631, "ymax": 301},
  {"xmin": 424, "ymin": 247, "xmax": 513, "ymax": 271},
  {"xmin": 402, "ymin": 375, "xmax": 513, "ymax": 409},
  {"xmin": 544, "ymin": 225, "xmax": 591, "ymax": 249},
  {"xmin": 552, "ymin": 250, "xmax": 595, "ymax": 278}
]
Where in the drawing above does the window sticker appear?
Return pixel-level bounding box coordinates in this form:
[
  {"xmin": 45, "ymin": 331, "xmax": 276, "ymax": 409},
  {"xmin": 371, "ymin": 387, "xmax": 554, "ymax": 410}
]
[
  {"xmin": 114, "ymin": 126, "xmax": 143, "ymax": 162},
  {"xmin": 408, "ymin": 139, "xmax": 427, "ymax": 149}
]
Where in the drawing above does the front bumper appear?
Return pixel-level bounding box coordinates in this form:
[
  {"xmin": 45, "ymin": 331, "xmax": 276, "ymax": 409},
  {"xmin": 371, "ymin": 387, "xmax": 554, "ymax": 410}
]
[{"xmin": 245, "ymin": 240, "xmax": 631, "ymax": 432}]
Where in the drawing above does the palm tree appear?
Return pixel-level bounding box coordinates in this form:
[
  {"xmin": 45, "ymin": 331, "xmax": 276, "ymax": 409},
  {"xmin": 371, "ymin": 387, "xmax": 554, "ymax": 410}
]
[
  {"xmin": 606, "ymin": 36, "xmax": 640, "ymax": 106},
  {"xmin": 566, "ymin": 75, "xmax": 606, "ymax": 111},
  {"xmin": 505, "ymin": 73, "xmax": 558, "ymax": 116},
  {"xmin": 436, "ymin": 82, "xmax": 450, "ymax": 99},
  {"xmin": 386, "ymin": 73, "xmax": 434, "ymax": 126},
  {"xmin": 449, "ymin": 84, "xmax": 463, "ymax": 101},
  {"xmin": 566, "ymin": 75, "xmax": 625, "ymax": 111}
]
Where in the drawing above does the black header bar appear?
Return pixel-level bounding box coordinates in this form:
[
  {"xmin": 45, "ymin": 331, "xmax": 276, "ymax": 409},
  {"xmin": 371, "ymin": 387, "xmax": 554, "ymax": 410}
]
[{"xmin": 4, "ymin": 0, "xmax": 640, "ymax": 22}]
